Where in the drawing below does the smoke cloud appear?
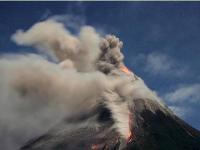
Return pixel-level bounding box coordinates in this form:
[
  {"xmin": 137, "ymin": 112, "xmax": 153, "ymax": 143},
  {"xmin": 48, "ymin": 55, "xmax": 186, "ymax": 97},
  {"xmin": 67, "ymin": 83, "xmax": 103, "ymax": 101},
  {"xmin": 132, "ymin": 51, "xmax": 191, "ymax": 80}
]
[
  {"xmin": 0, "ymin": 54, "xmax": 112, "ymax": 149},
  {"xmin": 97, "ymin": 34, "xmax": 124, "ymax": 74},
  {"xmin": 12, "ymin": 20, "xmax": 101, "ymax": 72},
  {"xmin": 0, "ymin": 19, "xmax": 165, "ymax": 149}
]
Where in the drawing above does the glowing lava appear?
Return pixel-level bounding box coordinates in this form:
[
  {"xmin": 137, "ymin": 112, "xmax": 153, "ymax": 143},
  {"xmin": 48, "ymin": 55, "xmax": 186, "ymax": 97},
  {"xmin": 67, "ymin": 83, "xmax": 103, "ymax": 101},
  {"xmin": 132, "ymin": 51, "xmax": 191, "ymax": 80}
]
[
  {"xmin": 91, "ymin": 144, "xmax": 104, "ymax": 150},
  {"xmin": 126, "ymin": 113, "xmax": 134, "ymax": 144},
  {"xmin": 91, "ymin": 64, "xmax": 135, "ymax": 149},
  {"xmin": 119, "ymin": 64, "xmax": 135, "ymax": 144},
  {"xmin": 127, "ymin": 131, "xmax": 133, "ymax": 144},
  {"xmin": 119, "ymin": 64, "xmax": 133, "ymax": 75}
]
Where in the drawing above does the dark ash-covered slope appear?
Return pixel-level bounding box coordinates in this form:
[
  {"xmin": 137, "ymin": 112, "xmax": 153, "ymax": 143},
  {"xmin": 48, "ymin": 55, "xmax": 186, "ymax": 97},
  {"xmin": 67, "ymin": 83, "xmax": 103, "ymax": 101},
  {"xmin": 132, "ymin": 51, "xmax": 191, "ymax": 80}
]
[
  {"xmin": 20, "ymin": 97, "xmax": 200, "ymax": 150},
  {"xmin": 126, "ymin": 98, "xmax": 200, "ymax": 150},
  {"xmin": 20, "ymin": 105, "xmax": 124, "ymax": 150}
]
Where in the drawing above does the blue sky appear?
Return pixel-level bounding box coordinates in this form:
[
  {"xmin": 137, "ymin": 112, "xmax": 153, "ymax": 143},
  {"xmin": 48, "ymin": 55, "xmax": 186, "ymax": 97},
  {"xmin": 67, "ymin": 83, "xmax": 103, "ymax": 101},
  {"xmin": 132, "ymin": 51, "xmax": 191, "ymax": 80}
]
[{"xmin": 0, "ymin": 2, "xmax": 200, "ymax": 130}]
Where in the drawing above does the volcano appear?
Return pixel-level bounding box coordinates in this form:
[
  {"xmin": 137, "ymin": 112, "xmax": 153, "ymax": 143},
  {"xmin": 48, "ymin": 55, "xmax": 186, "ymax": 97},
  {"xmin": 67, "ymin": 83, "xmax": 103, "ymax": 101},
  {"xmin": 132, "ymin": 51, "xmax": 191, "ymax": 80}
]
[
  {"xmin": 14, "ymin": 28, "xmax": 200, "ymax": 150},
  {"xmin": 7, "ymin": 21, "xmax": 200, "ymax": 150},
  {"xmin": 20, "ymin": 77, "xmax": 200, "ymax": 150}
]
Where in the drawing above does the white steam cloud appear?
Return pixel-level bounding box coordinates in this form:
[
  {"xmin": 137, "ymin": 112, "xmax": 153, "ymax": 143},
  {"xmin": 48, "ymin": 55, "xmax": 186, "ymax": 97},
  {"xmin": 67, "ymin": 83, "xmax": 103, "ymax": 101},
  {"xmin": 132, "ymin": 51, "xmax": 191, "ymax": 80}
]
[
  {"xmin": 0, "ymin": 19, "xmax": 166, "ymax": 149},
  {"xmin": 0, "ymin": 54, "xmax": 111, "ymax": 149},
  {"xmin": 12, "ymin": 20, "xmax": 101, "ymax": 71}
]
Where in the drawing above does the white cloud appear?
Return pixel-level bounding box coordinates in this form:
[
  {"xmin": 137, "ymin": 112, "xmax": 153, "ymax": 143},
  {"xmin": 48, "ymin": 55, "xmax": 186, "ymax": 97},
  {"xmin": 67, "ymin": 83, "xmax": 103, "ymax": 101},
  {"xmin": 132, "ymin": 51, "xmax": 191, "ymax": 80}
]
[
  {"xmin": 40, "ymin": 9, "xmax": 52, "ymax": 21},
  {"xmin": 169, "ymin": 105, "xmax": 191, "ymax": 118},
  {"xmin": 162, "ymin": 83, "xmax": 200, "ymax": 126},
  {"xmin": 49, "ymin": 14, "xmax": 86, "ymax": 32},
  {"xmin": 164, "ymin": 84, "xmax": 200, "ymax": 103},
  {"xmin": 145, "ymin": 52, "xmax": 172, "ymax": 73},
  {"xmin": 133, "ymin": 52, "xmax": 187, "ymax": 77},
  {"xmin": 39, "ymin": 3, "xmax": 86, "ymax": 33}
]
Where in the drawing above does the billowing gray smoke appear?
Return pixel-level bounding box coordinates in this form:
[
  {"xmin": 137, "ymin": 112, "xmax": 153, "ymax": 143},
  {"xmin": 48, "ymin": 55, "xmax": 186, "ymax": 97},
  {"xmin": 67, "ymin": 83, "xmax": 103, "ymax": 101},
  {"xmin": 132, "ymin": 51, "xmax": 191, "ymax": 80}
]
[
  {"xmin": 12, "ymin": 20, "xmax": 101, "ymax": 72},
  {"xmin": 0, "ymin": 54, "xmax": 111, "ymax": 150},
  {"xmin": 0, "ymin": 19, "xmax": 164, "ymax": 150},
  {"xmin": 97, "ymin": 35, "xmax": 124, "ymax": 74}
]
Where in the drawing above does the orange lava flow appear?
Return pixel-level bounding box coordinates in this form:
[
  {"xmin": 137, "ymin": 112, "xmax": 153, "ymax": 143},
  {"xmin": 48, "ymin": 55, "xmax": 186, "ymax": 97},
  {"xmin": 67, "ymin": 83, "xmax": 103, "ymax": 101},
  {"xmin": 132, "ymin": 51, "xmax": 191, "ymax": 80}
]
[
  {"xmin": 127, "ymin": 131, "xmax": 134, "ymax": 144},
  {"xmin": 127, "ymin": 113, "xmax": 134, "ymax": 144},
  {"xmin": 119, "ymin": 64, "xmax": 133, "ymax": 75},
  {"xmin": 91, "ymin": 144, "xmax": 104, "ymax": 150}
]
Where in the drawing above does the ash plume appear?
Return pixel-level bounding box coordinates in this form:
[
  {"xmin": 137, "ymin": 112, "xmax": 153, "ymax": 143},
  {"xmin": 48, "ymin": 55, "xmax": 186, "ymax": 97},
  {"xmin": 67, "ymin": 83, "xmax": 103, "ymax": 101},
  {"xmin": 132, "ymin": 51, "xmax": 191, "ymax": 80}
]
[
  {"xmin": 0, "ymin": 54, "xmax": 111, "ymax": 149},
  {"xmin": 12, "ymin": 20, "xmax": 101, "ymax": 72},
  {"xmin": 97, "ymin": 34, "xmax": 124, "ymax": 74},
  {"xmin": 0, "ymin": 19, "xmax": 168, "ymax": 149}
]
